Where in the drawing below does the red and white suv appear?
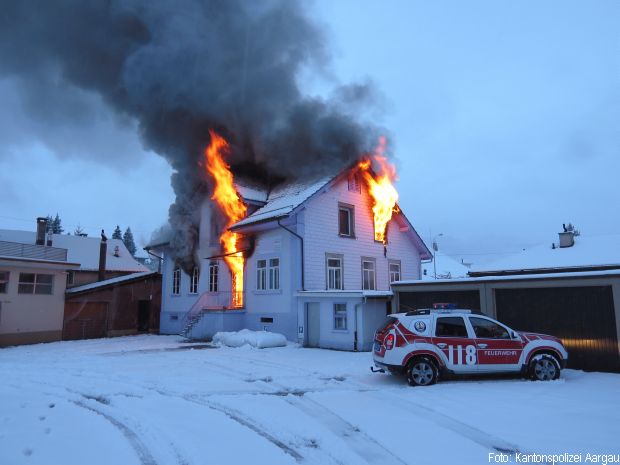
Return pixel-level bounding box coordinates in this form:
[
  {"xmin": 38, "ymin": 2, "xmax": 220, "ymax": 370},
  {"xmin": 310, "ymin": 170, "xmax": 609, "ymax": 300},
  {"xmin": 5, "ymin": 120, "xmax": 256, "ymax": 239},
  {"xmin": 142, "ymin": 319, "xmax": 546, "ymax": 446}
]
[{"xmin": 372, "ymin": 305, "xmax": 568, "ymax": 386}]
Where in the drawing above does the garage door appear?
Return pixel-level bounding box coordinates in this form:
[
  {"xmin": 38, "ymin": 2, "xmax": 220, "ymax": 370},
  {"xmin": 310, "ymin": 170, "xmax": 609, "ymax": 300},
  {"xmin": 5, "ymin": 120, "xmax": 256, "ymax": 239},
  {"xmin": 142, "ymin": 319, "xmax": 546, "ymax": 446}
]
[
  {"xmin": 63, "ymin": 302, "xmax": 108, "ymax": 341},
  {"xmin": 398, "ymin": 290, "xmax": 481, "ymax": 313},
  {"xmin": 495, "ymin": 286, "xmax": 619, "ymax": 372}
]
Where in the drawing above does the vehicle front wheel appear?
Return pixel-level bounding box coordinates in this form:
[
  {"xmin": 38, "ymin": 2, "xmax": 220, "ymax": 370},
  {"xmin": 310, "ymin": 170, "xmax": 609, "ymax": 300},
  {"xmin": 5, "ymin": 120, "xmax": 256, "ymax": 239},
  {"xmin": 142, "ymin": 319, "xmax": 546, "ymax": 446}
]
[
  {"xmin": 528, "ymin": 354, "xmax": 561, "ymax": 381},
  {"xmin": 407, "ymin": 357, "xmax": 438, "ymax": 386}
]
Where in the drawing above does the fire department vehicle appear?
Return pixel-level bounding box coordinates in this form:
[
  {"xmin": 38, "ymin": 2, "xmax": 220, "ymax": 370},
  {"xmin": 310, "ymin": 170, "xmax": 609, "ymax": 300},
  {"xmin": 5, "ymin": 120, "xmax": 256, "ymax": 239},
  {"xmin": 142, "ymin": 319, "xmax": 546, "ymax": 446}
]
[{"xmin": 372, "ymin": 305, "xmax": 568, "ymax": 386}]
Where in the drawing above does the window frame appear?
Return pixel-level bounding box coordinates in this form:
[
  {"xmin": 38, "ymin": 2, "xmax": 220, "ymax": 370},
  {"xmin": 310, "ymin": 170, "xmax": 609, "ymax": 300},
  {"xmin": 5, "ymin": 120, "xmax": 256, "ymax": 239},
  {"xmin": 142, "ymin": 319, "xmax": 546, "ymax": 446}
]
[
  {"xmin": 256, "ymin": 259, "xmax": 267, "ymax": 291},
  {"xmin": 189, "ymin": 267, "xmax": 199, "ymax": 294},
  {"xmin": 388, "ymin": 260, "xmax": 401, "ymax": 283},
  {"xmin": 18, "ymin": 273, "xmax": 53, "ymax": 295},
  {"xmin": 469, "ymin": 316, "xmax": 512, "ymax": 340},
  {"xmin": 434, "ymin": 316, "xmax": 470, "ymax": 338},
  {"xmin": 347, "ymin": 173, "xmax": 361, "ymax": 193},
  {"xmin": 172, "ymin": 266, "xmax": 181, "ymax": 295},
  {"xmin": 208, "ymin": 260, "xmax": 219, "ymax": 293},
  {"xmin": 0, "ymin": 271, "xmax": 8, "ymax": 294},
  {"xmin": 338, "ymin": 203, "xmax": 355, "ymax": 238},
  {"xmin": 333, "ymin": 303, "xmax": 348, "ymax": 330},
  {"xmin": 268, "ymin": 258, "xmax": 280, "ymax": 290},
  {"xmin": 325, "ymin": 253, "xmax": 344, "ymax": 290},
  {"xmin": 361, "ymin": 257, "xmax": 376, "ymax": 290}
]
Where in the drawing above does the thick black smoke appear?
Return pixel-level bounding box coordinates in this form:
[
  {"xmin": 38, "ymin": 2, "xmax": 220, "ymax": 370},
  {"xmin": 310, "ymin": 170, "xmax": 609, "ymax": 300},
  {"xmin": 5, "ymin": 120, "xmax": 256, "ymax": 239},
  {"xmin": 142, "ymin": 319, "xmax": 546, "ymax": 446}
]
[{"xmin": 0, "ymin": 0, "xmax": 382, "ymax": 270}]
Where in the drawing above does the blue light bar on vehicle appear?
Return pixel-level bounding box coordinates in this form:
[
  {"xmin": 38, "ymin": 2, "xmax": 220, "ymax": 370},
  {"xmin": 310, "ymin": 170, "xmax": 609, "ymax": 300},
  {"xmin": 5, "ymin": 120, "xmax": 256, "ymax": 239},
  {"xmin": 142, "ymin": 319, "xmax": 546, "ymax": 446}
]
[{"xmin": 432, "ymin": 303, "xmax": 457, "ymax": 309}]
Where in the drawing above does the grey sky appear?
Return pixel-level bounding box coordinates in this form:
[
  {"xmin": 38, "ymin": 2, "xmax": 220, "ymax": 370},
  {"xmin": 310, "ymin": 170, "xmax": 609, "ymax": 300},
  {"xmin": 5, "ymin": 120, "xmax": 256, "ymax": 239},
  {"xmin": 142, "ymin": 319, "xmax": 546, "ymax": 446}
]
[{"xmin": 1, "ymin": 0, "xmax": 618, "ymax": 264}]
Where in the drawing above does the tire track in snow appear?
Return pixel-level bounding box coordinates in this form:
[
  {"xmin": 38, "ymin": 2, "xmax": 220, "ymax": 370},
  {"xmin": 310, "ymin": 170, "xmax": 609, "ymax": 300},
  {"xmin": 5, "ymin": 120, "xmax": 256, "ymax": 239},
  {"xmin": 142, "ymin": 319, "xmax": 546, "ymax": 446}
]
[
  {"xmin": 71, "ymin": 400, "xmax": 160, "ymax": 465},
  {"xmin": 371, "ymin": 390, "xmax": 529, "ymax": 456},
  {"xmin": 181, "ymin": 395, "xmax": 305, "ymax": 463},
  {"xmin": 284, "ymin": 395, "xmax": 408, "ymax": 465}
]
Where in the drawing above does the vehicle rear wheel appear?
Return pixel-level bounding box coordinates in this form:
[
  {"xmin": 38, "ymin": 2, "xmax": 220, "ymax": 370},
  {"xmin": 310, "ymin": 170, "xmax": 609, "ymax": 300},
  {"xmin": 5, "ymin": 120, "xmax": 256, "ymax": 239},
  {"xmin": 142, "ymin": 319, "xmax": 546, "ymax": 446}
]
[
  {"xmin": 528, "ymin": 354, "xmax": 561, "ymax": 381},
  {"xmin": 407, "ymin": 357, "xmax": 438, "ymax": 386}
]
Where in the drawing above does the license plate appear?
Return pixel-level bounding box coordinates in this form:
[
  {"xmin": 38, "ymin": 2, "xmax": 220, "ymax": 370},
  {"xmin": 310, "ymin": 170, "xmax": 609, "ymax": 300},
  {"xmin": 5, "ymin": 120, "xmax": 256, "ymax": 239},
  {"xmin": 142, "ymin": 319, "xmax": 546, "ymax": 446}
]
[{"xmin": 374, "ymin": 341, "xmax": 382, "ymax": 352}]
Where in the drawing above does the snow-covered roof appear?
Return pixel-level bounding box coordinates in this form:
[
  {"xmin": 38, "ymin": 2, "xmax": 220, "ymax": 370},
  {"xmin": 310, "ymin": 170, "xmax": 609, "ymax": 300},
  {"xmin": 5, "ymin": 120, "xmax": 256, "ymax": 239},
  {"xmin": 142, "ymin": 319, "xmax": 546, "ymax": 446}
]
[
  {"xmin": 470, "ymin": 234, "xmax": 620, "ymax": 274},
  {"xmin": 231, "ymin": 176, "xmax": 333, "ymax": 229},
  {"xmin": 66, "ymin": 271, "xmax": 158, "ymax": 294},
  {"xmin": 393, "ymin": 268, "xmax": 620, "ymax": 286},
  {"xmin": 235, "ymin": 182, "xmax": 269, "ymax": 203},
  {"xmin": 422, "ymin": 254, "xmax": 470, "ymax": 280},
  {"xmin": 0, "ymin": 230, "xmax": 148, "ymax": 272}
]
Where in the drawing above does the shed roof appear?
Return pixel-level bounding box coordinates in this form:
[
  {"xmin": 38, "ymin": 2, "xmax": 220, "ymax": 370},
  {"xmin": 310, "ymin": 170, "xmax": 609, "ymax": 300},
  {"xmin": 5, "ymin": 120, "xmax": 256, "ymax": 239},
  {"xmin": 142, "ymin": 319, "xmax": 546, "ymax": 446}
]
[
  {"xmin": 66, "ymin": 271, "xmax": 158, "ymax": 294},
  {"xmin": 469, "ymin": 234, "xmax": 620, "ymax": 276}
]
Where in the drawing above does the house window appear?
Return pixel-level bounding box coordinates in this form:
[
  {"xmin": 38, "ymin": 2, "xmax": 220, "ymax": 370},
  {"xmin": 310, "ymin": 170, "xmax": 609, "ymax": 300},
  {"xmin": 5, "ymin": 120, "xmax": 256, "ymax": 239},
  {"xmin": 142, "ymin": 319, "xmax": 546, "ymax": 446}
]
[
  {"xmin": 338, "ymin": 204, "xmax": 354, "ymax": 238},
  {"xmin": 172, "ymin": 267, "xmax": 181, "ymax": 295},
  {"xmin": 348, "ymin": 173, "xmax": 361, "ymax": 193},
  {"xmin": 334, "ymin": 303, "xmax": 347, "ymax": 330},
  {"xmin": 18, "ymin": 273, "xmax": 53, "ymax": 295},
  {"xmin": 66, "ymin": 271, "xmax": 75, "ymax": 287},
  {"xmin": 362, "ymin": 258, "xmax": 376, "ymax": 290},
  {"xmin": 326, "ymin": 254, "xmax": 343, "ymax": 290},
  {"xmin": 190, "ymin": 267, "xmax": 199, "ymax": 294},
  {"xmin": 268, "ymin": 258, "xmax": 280, "ymax": 290},
  {"xmin": 209, "ymin": 218, "xmax": 221, "ymax": 247},
  {"xmin": 0, "ymin": 271, "xmax": 8, "ymax": 293},
  {"xmin": 208, "ymin": 261, "xmax": 218, "ymax": 292},
  {"xmin": 389, "ymin": 260, "xmax": 401, "ymax": 283},
  {"xmin": 257, "ymin": 259, "xmax": 267, "ymax": 290}
]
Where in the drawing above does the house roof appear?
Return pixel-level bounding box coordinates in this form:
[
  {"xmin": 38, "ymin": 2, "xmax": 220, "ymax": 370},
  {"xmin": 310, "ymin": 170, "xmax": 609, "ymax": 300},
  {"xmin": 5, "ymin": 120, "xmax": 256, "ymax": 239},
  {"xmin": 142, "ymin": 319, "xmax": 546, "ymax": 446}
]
[
  {"xmin": 66, "ymin": 271, "xmax": 159, "ymax": 295},
  {"xmin": 230, "ymin": 171, "xmax": 432, "ymax": 260},
  {"xmin": 421, "ymin": 254, "xmax": 470, "ymax": 280},
  {"xmin": 469, "ymin": 234, "xmax": 620, "ymax": 276},
  {"xmin": 0, "ymin": 229, "xmax": 148, "ymax": 273},
  {"xmin": 231, "ymin": 176, "xmax": 334, "ymax": 229}
]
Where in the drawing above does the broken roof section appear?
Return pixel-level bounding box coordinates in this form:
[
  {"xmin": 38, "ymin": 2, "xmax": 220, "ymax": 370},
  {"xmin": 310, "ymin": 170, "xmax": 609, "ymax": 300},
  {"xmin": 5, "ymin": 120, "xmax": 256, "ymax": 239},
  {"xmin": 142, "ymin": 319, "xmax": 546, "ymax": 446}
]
[{"xmin": 232, "ymin": 176, "xmax": 333, "ymax": 229}]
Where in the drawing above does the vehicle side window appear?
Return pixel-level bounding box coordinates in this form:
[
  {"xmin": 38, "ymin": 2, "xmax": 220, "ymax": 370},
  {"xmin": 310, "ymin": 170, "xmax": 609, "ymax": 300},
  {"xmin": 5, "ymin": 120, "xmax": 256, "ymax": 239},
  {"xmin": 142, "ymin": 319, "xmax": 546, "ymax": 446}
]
[
  {"xmin": 470, "ymin": 317, "xmax": 510, "ymax": 339},
  {"xmin": 435, "ymin": 317, "xmax": 468, "ymax": 338}
]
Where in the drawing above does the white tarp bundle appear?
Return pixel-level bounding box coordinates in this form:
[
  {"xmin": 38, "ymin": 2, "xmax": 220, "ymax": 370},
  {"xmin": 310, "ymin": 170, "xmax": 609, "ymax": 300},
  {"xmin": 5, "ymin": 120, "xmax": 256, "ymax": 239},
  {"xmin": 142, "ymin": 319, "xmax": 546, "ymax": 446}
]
[{"xmin": 212, "ymin": 329, "xmax": 287, "ymax": 349}]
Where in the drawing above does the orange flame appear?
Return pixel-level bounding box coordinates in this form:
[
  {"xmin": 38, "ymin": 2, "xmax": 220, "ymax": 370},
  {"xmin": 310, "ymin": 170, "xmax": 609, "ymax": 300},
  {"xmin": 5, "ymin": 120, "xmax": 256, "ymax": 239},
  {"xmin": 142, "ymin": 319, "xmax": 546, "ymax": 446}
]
[
  {"xmin": 204, "ymin": 129, "xmax": 247, "ymax": 308},
  {"xmin": 358, "ymin": 136, "xmax": 399, "ymax": 244}
]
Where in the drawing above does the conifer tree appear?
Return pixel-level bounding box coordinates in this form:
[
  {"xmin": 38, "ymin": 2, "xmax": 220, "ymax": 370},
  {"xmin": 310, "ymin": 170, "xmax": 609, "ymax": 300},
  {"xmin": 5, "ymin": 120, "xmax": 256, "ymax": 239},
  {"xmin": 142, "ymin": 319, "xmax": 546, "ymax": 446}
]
[
  {"xmin": 50, "ymin": 213, "xmax": 63, "ymax": 234},
  {"xmin": 112, "ymin": 225, "xmax": 123, "ymax": 240},
  {"xmin": 123, "ymin": 227, "xmax": 137, "ymax": 256}
]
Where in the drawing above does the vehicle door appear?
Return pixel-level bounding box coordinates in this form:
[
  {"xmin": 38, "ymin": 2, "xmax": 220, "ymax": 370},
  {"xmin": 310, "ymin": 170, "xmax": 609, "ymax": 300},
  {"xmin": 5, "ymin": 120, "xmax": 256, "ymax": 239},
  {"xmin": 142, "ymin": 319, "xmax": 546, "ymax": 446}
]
[
  {"xmin": 432, "ymin": 316, "xmax": 478, "ymax": 373},
  {"xmin": 469, "ymin": 316, "xmax": 523, "ymax": 372}
]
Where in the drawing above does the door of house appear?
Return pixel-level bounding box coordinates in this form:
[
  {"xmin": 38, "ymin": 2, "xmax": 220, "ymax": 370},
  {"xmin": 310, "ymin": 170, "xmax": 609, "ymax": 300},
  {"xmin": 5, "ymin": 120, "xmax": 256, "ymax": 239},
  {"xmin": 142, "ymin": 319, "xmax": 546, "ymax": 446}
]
[
  {"xmin": 138, "ymin": 300, "xmax": 151, "ymax": 333},
  {"xmin": 306, "ymin": 302, "xmax": 320, "ymax": 348}
]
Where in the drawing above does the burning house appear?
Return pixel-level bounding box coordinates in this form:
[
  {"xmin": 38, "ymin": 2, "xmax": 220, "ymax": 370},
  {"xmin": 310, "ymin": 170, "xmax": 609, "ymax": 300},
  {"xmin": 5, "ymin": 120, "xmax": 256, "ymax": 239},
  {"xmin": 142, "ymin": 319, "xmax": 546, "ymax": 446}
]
[{"xmin": 150, "ymin": 132, "xmax": 431, "ymax": 351}]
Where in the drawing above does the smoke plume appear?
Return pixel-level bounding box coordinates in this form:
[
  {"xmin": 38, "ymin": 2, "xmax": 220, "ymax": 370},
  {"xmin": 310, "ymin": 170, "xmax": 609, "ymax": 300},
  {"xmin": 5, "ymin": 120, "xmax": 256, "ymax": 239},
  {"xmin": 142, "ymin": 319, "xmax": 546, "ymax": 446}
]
[{"xmin": 0, "ymin": 0, "xmax": 382, "ymax": 270}]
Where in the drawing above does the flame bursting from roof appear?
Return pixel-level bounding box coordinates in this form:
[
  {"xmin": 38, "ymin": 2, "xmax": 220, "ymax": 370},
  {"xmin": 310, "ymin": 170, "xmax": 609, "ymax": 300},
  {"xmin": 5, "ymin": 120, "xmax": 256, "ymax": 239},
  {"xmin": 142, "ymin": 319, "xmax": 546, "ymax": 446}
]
[
  {"xmin": 358, "ymin": 136, "xmax": 399, "ymax": 244},
  {"xmin": 205, "ymin": 129, "xmax": 246, "ymax": 308}
]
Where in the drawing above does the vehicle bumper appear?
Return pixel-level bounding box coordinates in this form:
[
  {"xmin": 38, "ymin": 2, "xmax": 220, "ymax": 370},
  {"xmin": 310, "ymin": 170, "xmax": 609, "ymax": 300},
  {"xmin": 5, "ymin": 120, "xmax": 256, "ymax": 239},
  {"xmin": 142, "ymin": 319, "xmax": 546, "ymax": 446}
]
[{"xmin": 373, "ymin": 360, "xmax": 404, "ymax": 374}]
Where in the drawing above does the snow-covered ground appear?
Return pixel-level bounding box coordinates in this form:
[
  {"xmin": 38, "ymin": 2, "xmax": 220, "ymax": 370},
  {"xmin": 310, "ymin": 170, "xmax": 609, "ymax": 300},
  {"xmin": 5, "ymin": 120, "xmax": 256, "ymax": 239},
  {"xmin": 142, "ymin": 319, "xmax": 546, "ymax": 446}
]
[{"xmin": 1, "ymin": 336, "xmax": 619, "ymax": 465}]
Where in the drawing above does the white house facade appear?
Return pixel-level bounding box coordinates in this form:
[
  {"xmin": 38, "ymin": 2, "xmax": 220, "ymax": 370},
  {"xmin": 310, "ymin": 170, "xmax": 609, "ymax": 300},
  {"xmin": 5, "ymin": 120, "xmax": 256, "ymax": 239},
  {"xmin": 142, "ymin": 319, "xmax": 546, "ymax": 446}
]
[{"xmin": 154, "ymin": 170, "xmax": 431, "ymax": 351}]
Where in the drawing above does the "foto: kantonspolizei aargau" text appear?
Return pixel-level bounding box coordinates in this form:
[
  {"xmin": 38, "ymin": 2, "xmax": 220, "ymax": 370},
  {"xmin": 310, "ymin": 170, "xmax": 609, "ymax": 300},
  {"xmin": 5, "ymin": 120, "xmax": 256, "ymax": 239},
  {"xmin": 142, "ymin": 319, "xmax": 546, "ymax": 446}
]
[{"xmin": 488, "ymin": 452, "xmax": 620, "ymax": 465}]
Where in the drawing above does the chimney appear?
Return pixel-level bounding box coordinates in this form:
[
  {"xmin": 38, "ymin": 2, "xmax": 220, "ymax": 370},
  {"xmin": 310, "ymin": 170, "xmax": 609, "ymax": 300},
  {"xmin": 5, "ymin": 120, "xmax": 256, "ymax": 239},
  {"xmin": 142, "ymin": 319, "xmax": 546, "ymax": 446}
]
[
  {"xmin": 46, "ymin": 230, "xmax": 53, "ymax": 247},
  {"xmin": 558, "ymin": 231, "xmax": 575, "ymax": 248},
  {"xmin": 36, "ymin": 217, "xmax": 47, "ymax": 245},
  {"xmin": 98, "ymin": 239, "xmax": 107, "ymax": 281}
]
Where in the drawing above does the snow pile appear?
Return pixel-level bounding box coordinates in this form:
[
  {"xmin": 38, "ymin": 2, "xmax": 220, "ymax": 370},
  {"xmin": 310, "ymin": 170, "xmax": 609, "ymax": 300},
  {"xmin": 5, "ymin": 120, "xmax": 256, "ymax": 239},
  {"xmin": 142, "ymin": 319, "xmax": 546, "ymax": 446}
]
[{"xmin": 213, "ymin": 329, "xmax": 287, "ymax": 349}]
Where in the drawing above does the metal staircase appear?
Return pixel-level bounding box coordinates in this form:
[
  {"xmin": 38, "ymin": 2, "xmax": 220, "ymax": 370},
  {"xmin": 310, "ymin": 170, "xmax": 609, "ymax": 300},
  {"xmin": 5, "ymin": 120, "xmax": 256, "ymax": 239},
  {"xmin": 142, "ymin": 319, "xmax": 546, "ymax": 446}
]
[{"xmin": 179, "ymin": 292, "xmax": 212, "ymax": 339}]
